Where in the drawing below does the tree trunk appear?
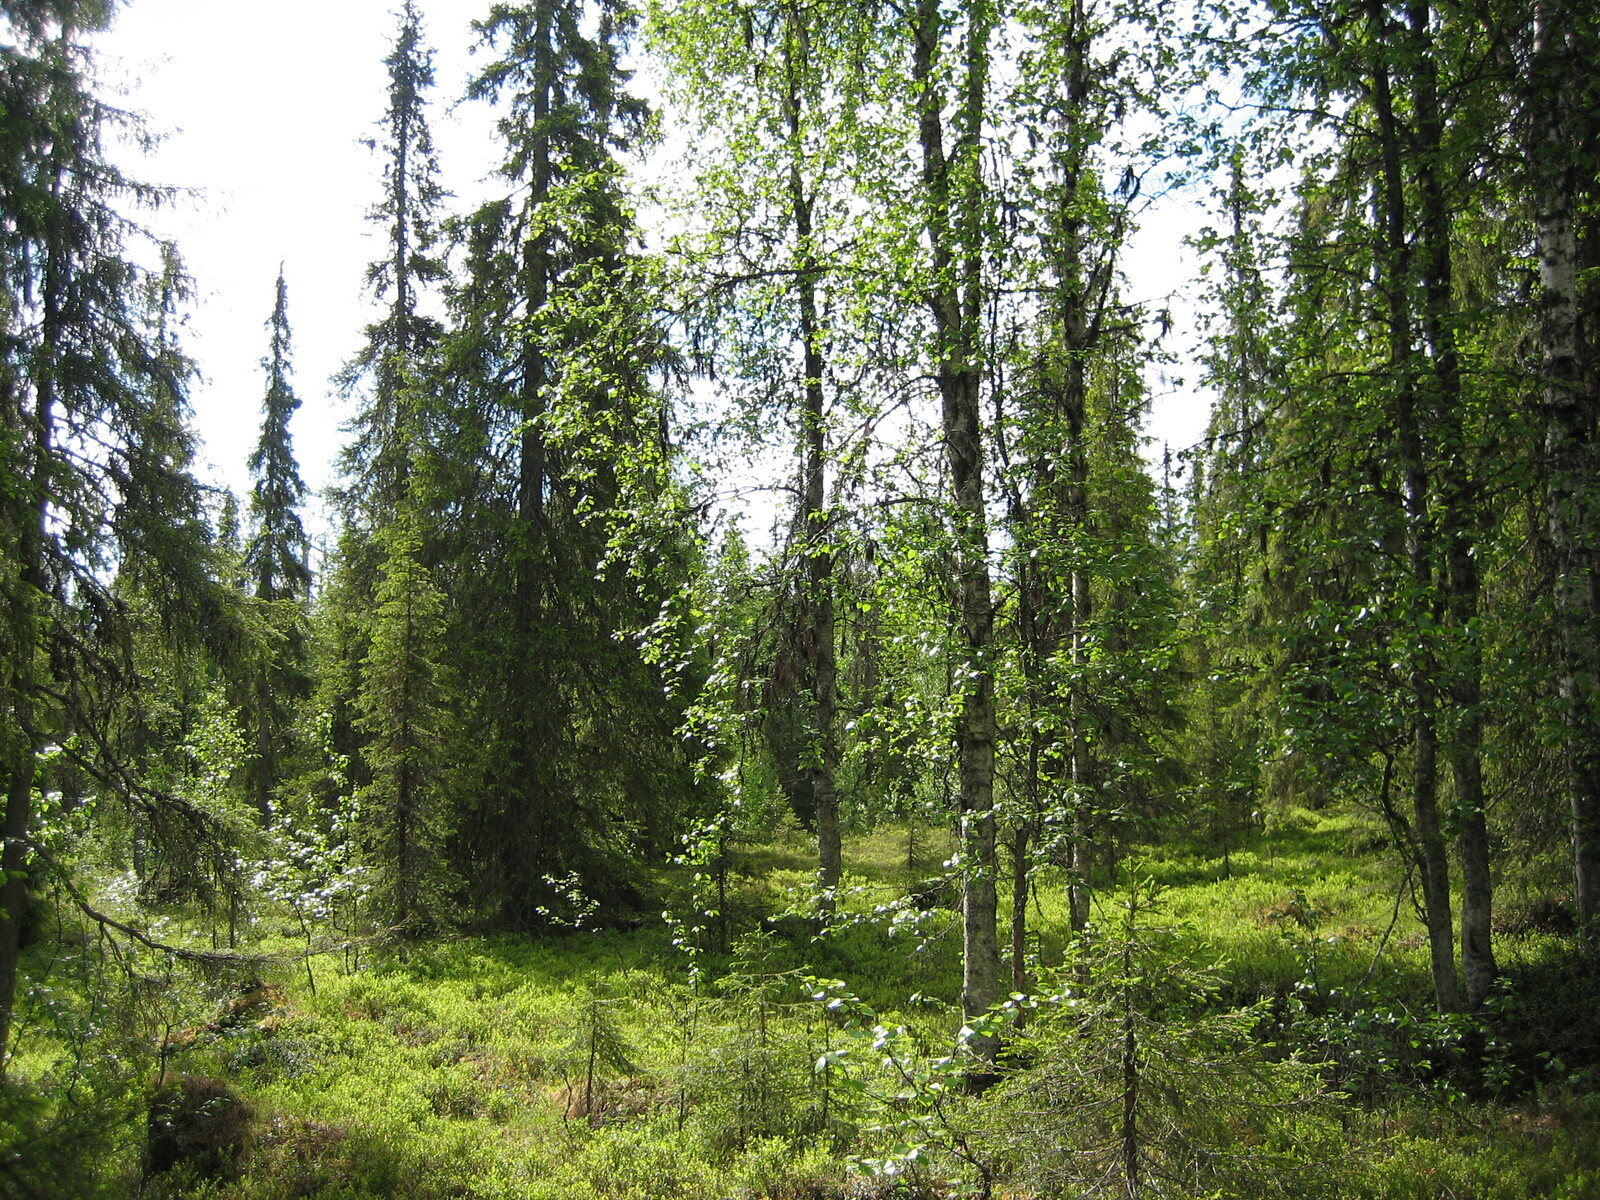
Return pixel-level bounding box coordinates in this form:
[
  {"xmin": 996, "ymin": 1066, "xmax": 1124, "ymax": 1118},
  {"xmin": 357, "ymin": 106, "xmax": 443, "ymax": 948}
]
[
  {"xmin": 1368, "ymin": 0, "xmax": 1459, "ymax": 1010},
  {"xmin": 0, "ymin": 716, "xmax": 37, "ymax": 1077},
  {"xmin": 1406, "ymin": 0, "xmax": 1495, "ymax": 1007},
  {"xmin": 0, "ymin": 285, "xmax": 56, "ymax": 1073},
  {"xmin": 913, "ymin": 0, "xmax": 999, "ymax": 1065},
  {"xmin": 1120, "ymin": 924, "xmax": 1140, "ymax": 1198},
  {"xmin": 1532, "ymin": 1, "xmax": 1600, "ymax": 932},
  {"xmin": 1054, "ymin": 0, "xmax": 1096, "ymax": 934},
  {"xmin": 517, "ymin": 3, "xmax": 554, "ymax": 540},
  {"xmin": 1011, "ymin": 823, "xmax": 1030, "ymax": 1006},
  {"xmin": 254, "ymin": 666, "xmax": 275, "ymax": 821},
  {"xmin": 1068, "ymin": 494, "xmax": 1092, "ymax": 933},
  {"xmin": 782, "ymin": 16, "xmax": 841, "ymax": 910}
]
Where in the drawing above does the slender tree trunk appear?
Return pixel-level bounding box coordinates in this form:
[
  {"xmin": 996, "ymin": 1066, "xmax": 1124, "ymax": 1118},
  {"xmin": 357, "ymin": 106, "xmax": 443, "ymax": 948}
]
[
  {"xmin": 1406, "ymin": 0, "xmax": 1495, "ymax": 1006},
  {"xmin": 518, "ymin": 246, "xmax": 550, "ymax": 534},
  {"xmin": 393, "ymin": 82, "xmax": 413, "ymax": 359},
  {"xmin": 1003, "ymin": 0, "xmax": 1100, "ymax": 967},
  {"xmin": 0, "ymin": 274, "xmax": 57, "ymax": 1072},
  {"xmin": 1009, "ymin": 549, "xmax": 1044, "ymax": 999},
  {"xmin": 914, "ymin": 0, "xmax": 999, "ymax": 1066},
  {"xmin": 254, "ymin": 666, "xmax": 275, "ymax": 821},
  {"xmin": 1050, "ymin": 0, "xmax": 1096, "ymax": 934},
  {"xmin": 517, "ymin": 5, "xmax": 554, "ymax": 540},
  {"xmin": 1011, "ymin": 822, "xmax": 1029, "ymax": 1005},
  {"xmin": 0, "ymin": 678, "xmax": 38, "ymax": 1076},
  {"xmin": 782, "ymin": 16, "xmax": 841, "ymax": 909},
  {"xmin": 1532, "ymin": 2, "xmax": 1600, "ymax": 931},
  {"xmin": 385, "ymin": 58, "xmax": 414, "ymax": 503},
  {"xmin": 1120, "ymin": 920, "xmax": 1139, "ymax": 1197},
  {"xmin": 1369, "ymin": 0, "xmax": 1459, "ymax": 1010},
  {"xmin": 1442, "ymin": 512, "xmax": 1495, "ymax": 1007},
  {"xmin": 396, "ymin": 596, "xmax": 416, "ymax": 931},
  {"xmin": 1067, "ymin": 435, "xmax": 1092, "ymax": 934}
]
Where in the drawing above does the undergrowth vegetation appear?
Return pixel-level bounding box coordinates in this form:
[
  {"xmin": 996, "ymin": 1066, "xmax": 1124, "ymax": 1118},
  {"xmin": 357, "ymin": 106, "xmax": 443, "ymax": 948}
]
[{"xmin": 3, "ymin": 809, "xmax": 1597, "ymax": 1199}]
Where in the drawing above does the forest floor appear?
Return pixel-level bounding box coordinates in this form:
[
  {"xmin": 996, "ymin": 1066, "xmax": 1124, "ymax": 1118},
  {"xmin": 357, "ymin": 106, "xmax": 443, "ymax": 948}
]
[{"xmin": 8, "ymin": 808, "xmax": 1600, "ymax": 1199}]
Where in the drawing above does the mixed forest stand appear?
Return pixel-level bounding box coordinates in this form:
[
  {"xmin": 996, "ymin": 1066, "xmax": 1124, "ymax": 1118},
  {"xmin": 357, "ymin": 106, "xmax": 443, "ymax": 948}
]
[{"xmin": 2, "ymin": 0, "xmax": 1600, "ymax": 1195}]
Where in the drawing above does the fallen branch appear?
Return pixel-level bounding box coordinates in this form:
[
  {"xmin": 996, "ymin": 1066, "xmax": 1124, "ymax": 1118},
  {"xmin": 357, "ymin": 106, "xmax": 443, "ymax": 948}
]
[{"xmin": 27, "ymin": 838, "xmax": 416, "ymax": 973}]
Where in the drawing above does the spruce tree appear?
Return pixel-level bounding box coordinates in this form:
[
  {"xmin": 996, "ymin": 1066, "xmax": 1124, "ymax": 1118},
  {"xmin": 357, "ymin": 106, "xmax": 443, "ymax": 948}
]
[
  {"xmin": 243, "ymin": 268, "xmax": 313, "ymax": 819},
  {"xmin": 337, "ymin": 0, "xmax": 447, "ymax": 528},
  {"xmin": 1184, "ymin": 160, "xmax": 1277, "ymax": 877},
  {"xmin": 322, "ymin": 0, "xmax": 451, "ymax": 883},
  {"xmin": 247, "ymin": 269, "xmax": 312, "ymax": 602},
  {"xmin": 357, "ymin": 513, "xmax": 454, "ymax": 935},
  {"xmin": 443, "ymin": 0, "xmax": 698, "ymax": 926},
  {"xmin": 0, "ymin": 0, "xmax": 232, "ymax": 1066}
]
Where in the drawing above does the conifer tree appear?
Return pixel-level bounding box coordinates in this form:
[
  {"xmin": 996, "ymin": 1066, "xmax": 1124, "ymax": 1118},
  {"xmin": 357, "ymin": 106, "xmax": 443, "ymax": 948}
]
[
  {"xmin": 0, "ymin": 0, "xmax": 230, "ymax": 1066},
  {"xmin": 243, "ymin": 268, "xmax": 313, "ymax": 818},
  {"xmin": 337, "ymin": 0, "xmax": 447, "ymax": 528},
  {"xmin": 247, "ymin": 269, "xmax": 312, "ymax": 603},
  {"xmin": 441, "ymin": 0, "xmax": 699, "ymax": 925},
  {"xmin": 323, "ymin": 0, "xmax": 451, "ymax": 861},
  {"xmin": 1184, "ymin": 160, "xmax": 1277, "ymax": 873},
  {"xmin": 357, "ymin": 513, "xmax": 454, "ymax": 935}
]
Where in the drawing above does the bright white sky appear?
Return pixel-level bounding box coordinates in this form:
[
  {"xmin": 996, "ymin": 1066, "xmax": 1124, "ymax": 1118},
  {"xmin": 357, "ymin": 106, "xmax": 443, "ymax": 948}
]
[
  {"xmin": 95, "ymin": 0, "xmax": 498, "ymax": 526},
  {"xmin": 94, "ymin": 1, "xmax": 1212, "ymax": 539}
]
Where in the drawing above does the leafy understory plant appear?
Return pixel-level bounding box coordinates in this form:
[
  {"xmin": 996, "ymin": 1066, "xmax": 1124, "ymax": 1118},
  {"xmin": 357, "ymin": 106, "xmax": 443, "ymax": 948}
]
[
  {"xmin": 256, "ymin": 789, "xmax": 368, "ymax": 995},
  {"xmin": 810, "ymin": 878, "xmax": 1345, "ymax": 1200},
  {"xmin": 811, "ymin": 979, "xmax": 1011, "ymax": 1200}
]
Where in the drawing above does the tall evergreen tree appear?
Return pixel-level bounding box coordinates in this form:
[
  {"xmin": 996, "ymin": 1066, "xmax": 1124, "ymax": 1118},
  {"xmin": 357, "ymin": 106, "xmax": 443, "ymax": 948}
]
[
  {"xmin": 337, "ymin": 0, "xmax": 447, "ymax": 528},
  {"xmin": 442, "ymin": 0, "xmax": 699, "ymax": 925},
  {"xmin": 247, "ymin": 269, "xmax": 312, "ymax": 604},
  {"xmin": 321, "ymin": 0, "xmax": 452, "ymax": 872},
  {"xmin": 0, "ymin": 0, "xmax": 230, "ymax": 1066},
  {"xmin": 242, "ymin": 269, "xmax": 313, "ymax": 819},
  {"xmin": 357, "ymin": 513, "xmax": 454, "ymax": 935},
  {"xmin": 1184, "ymin": 159, "xmax": 1277, "ymax": 874}
]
